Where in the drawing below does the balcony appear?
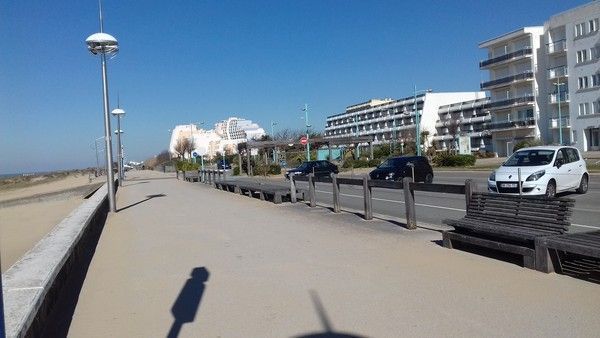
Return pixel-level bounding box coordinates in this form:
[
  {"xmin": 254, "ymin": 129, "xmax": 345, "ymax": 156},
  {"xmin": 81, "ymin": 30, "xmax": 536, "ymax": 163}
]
[
  {"xmin": 547, "ymin": 66, "xmax": 568, "ymax": 80},
  {"xmin": 549, "ymin": 116, "xmax": 571, "ymax": 129},
  {"xmin": 483, "ymin": 118, "xmax": 536, "ymax": 131},
  {"xmin": 487, "ymin": 95, "xmax": 535, "ymax": 110},
  {"xmin": 480, "ymin": 71, "xmax": 534, "ymax": 90},
  {"xmin": 549, "ymin": 92, "xmax": 569, "ymax": 104},
  {"xmin": 479, "ymin": 47, "xmax": 533, "ymax": 68},
  {"xmin": 546, "ymin": 39, "xmax": 567, "ymax": 54}
]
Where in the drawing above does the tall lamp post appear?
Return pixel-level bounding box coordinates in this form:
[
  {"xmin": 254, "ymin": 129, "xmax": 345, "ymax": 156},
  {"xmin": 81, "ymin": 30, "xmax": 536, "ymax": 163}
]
[
  {"xmin": 554, "ymin": 77, "xmax": 565, "ymax": 145},
  {"xmin": 271, "ymin": 121, "xmax": 278, "ymax": 163},
  {"xmin": 302, "ymin": 104, "xmax": 311, "ymax": 161},
  {"xmin": 353, "ymin": 115, "xmax": 361, "ymax": 159},
  {"xmin": 413, "ymin": 86, "xmax": 432, "ymax": 156},
  {"xmin": 86, "ymin": 1, "xmax": 119, "ymax": 212},
  {"xmin": 112, "ymin": 108, "xmax": 125, "ymax": 185}
]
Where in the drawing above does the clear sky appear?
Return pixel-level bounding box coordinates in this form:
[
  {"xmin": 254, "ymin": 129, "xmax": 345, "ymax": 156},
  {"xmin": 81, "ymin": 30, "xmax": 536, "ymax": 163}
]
[{"xmin": 0, "ymin": 0, "xmax": 589, "ymax": 174}]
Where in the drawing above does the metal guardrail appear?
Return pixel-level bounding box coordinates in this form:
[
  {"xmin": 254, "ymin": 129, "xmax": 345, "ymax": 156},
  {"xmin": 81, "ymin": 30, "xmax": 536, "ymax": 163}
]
[{"xmin": 292, "ymin": 173, "xmax": 473, "ymax": 230}]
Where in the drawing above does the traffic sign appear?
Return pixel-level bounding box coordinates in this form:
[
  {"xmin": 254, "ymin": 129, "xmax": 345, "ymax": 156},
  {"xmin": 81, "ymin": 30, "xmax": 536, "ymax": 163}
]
[
  {"xmin": 300, "ymin": 136, "xmax": 308, "ymax": 145},
  {"xmin": 192, "ymin": 151, "xmax": 198, "ymax": 157}
]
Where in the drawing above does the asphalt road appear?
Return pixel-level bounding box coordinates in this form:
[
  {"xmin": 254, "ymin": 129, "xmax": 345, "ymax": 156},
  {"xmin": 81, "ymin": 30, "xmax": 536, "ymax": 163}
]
[{"xmin": 229, "ymin": 170, "xmax": 600, "ymax": 232}]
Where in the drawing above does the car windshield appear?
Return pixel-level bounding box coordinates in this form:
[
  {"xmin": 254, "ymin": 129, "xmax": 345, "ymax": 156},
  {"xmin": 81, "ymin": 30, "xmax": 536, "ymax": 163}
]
[
  {"xmin": 503, "ymin": 149, "xmax": 555, "ymax": 167},
  {"xmin": 378, "ymin": 158, "xmax": 408, "ymax": 168},
  {"xmin": 296, "ymin": 162, "xmax": 312, "ymax": 170}
]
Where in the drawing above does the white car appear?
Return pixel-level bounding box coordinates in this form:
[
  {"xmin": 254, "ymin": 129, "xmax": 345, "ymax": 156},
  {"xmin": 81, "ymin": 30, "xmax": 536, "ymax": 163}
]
[{"xmin": 488, "ymin": 146, "xmax": 589, "ymax": 197}]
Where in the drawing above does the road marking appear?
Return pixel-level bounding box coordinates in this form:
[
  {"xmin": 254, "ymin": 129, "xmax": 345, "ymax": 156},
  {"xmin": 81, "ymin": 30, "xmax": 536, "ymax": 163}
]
[{"xmin": 316, "ymin": 189, "xmax": 599, "ymax": 229}]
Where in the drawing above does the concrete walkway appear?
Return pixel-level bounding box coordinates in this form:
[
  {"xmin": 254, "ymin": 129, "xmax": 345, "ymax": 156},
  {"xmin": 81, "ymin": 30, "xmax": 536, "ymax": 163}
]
[{"xmin": 66, "ymin": 170, "xmax": 600, "ymax": 337}]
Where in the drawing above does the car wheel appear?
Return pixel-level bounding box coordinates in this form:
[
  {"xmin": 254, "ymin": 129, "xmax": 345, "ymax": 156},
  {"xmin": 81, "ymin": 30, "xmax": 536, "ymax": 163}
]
[
  {"xmin": 545, "ymin": 181, "xmax": 556, "ymax": 198},
  {"xmin": 576, "ymin": 174, "xmax": 589, "ymax": 194},
  {"xmin": 425, "ymin": 173, "xmax": 433, "ymax": 184}
]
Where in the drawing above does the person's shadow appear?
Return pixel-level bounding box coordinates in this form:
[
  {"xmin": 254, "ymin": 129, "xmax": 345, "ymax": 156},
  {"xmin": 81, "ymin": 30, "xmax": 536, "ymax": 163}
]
[{"xmin": 166, "ymin": 267, "xmax": 210, "ymax": 338}]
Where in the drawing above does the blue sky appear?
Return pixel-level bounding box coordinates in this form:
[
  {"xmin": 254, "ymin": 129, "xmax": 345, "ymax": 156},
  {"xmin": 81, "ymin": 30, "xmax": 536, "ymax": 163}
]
[{"xmin": 0, "ymin": 0, "xmax": 588, "ymax": 173}]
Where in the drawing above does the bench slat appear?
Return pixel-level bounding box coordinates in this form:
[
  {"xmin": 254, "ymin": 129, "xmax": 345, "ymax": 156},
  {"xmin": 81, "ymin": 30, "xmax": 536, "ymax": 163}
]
[
  {"xmin": 465, "ymin": 214, "xmax": 568, "ymax": 231},
  {"xmin": 467, "ymin": 209, "xmax": 570, "ymax": 227}
]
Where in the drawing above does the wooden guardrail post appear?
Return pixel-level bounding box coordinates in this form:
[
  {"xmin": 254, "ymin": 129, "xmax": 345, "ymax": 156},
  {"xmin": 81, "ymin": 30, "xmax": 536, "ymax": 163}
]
[
  {"xmin": 208, "ymin": 170, "xmax": 213, "ymax": 185},
  {"xmin": 290, "ymin": 176, "xmax": 297, "ymax": 203},
  {"xmin": 465, "ymin": 179, "xmax": 473, "ymax": 212},
  {"xmin": 176, "ymin": 170, "xmax": 179, "ymax": 180},
  {"xmin": 403, "ymin": 177, "xmax": 416, "ymax": 229},
  {"xmin": 363, "ymin": 176, "xmax": 373, "ymax": 220},
  {"xmin": 308, "ymin": 173, "xmax": 316, "ymax": 207},
  {"xmin": 332, "ymin": 173, "xmax": 340, "ymax": 213},
  {"xmin": 222, "ymin": 169, "xmax": 226, "ymax": 181}
]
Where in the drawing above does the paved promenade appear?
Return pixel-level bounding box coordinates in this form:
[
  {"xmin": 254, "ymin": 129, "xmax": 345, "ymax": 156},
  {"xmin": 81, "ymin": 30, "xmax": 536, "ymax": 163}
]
[{"xmin": 66, "ymin": 170, "xmax": 599, "ymax": 337}]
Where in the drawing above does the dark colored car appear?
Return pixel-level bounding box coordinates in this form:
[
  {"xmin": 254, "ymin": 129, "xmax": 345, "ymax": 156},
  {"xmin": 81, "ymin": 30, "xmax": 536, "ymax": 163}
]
[
  {"xmin": 217, "ymin": 160, "xmax": 231, "ymax": 170},
  {"xmin": 369, "ymin": 156, "xmax": 433, "ymax": 183},
  {"xmin": 285, "ymin": 160, "xmax": 339, "ymax": 179}
]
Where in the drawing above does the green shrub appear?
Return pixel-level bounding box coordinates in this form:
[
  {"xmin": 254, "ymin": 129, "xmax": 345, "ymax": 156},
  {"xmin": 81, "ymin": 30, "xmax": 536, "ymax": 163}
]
[
  {"xmin": 513, "ymin": 139, "xmax": 543, "ymax": 152},
  {"xmin": 367, "ymin": 159, "xmax": 380, "ymax": 167},
  {"xmin": 233, "ymin": 166, "xmax": 240, "ymax": 176},
  {"xmin": 268, "ymin": 164, "xmax": 281, "ymax": 175},
  {"xmin": 175, "ymin": 160, "xmax": 200, "ymax": 171},
  {"xmin": 432, "ymin": 153, "xmax": 476, "ymax": 167}
]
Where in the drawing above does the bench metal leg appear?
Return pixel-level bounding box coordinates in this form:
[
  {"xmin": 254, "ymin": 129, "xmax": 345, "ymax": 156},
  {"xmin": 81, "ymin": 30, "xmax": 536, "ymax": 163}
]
[
  {"xmin": 442, "ymin": 231, "xmax": 453, "ymax": 249},
  {"xmin": 234, "ymin": 186, "xmax": 241, "ymax": 194},
  {"xmin": 259, "ymin": 191, "xmax": 265, "ymax": 201},
  {"xmin": 535, "ymin": 238, "xmax": 555, "ymax": 273},
  {"xmin": 274, "ymin": 193, "xmax": 282, "ymax": 204}
]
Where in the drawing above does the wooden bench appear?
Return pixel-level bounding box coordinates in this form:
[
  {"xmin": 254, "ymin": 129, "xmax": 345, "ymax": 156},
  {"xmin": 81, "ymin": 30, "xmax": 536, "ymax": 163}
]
[
  {"xmin": 215, "ymin": 181, "xmax": 237, "ymax": 192},
  {"xmin": 535, "ymin": 230, "xmax": 600, "ymax": 273},
  {"xmin": 214, "ymin": 181, "xmax": 293, "ymax": 204},
  {"xmin": 442, "ymin": 192, "xmax": 575, "ymax": 269}
]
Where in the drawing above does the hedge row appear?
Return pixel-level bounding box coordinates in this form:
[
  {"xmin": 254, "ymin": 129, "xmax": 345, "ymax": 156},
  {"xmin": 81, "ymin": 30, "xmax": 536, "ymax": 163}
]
[{"xmin": 432, "ymin": 154, "xmax": 476, "ymax": 167}]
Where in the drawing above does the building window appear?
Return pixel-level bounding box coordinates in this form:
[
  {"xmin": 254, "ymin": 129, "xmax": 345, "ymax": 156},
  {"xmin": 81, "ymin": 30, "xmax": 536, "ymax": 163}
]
[
  {"xmin": 579, "ymin": 102, "xmax": 590, "ymax": 115},
  {"xmin": 589, "ymin": 18, "xmax": 599, "ymax": 33},
  {"xmin": 579, "ymin": 76, "xmax": 590, "ymax": 89},
  {"xmin": 575, "ymin": 22, "xmax": 586, "ymax": 37},
  {"xmin": 593, "ymin": 73, "xmax": 600, "ymax": 87},
  {"xmin": 577, "ymin": 49, "xmax": 588, "ymax": 63},
  {"xmin": 593, "ymin": 100, "xmax": 600, "ymax": 114}
]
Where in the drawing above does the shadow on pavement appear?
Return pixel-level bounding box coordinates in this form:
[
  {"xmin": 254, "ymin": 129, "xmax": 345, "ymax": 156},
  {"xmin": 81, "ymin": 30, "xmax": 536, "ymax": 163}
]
[
  {"xmin": 117, "ymin": 194, "xmax": 166, "ymax": 212},
  {"xmin": 167, "ymin": 267, "xmax": 210, "ymax": 338},
  {"xmin": 293, "ymin": 290, "xmax": 366, "ymax": 338}
]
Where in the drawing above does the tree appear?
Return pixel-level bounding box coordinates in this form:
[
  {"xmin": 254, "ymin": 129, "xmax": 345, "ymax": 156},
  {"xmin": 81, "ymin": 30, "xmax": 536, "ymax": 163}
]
[
  {"xmin": 445, "ymin": 119, "xmax": 460, "ymax": 153},
  {"xmin": 174, "ymin": 138, "xmax": 195, "ymax": 160}
]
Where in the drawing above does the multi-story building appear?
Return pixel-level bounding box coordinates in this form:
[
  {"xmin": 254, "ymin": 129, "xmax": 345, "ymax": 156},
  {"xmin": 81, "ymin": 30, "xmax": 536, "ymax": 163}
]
[
  {"xmin": 433, "ymin": 97, "xmax": 492, "ymax": 152},
  {"xmin": 479, "ymin": 26, "xmax": 544, "ymax": 156},
  {"xmin": 324, "ymin": 92, "xmax": 485, "ymax": 151},
  {"xmin": 545, "ymin": 2, "xmax": 600, "ymax": 151},
  {"xmin": 169, "ymin": 117, "xmax": 265, "ymax": 158}
]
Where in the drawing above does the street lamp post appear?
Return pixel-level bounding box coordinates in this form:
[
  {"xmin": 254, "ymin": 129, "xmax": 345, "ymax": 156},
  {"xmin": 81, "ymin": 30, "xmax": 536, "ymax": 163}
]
[
  {"xmin": 302, "ymin": 104, "xmax": 311, "ymax": 161},
  {"xmin": 86, "ymin": 1, "xmax": 119, "ymax": 212},
  {"xmin": 413, "ymin": 86, "xmax": 432, "ymax": 156},
  {"xmin": 271, "ymin": 121, "xmax": 277, "ymax": 163},
  {"xmin": 554, "ymin": 78, "xmax": 564, "ymax": 145},
  {"xmin": 353, "ymin": 115, "xmax": 361, "ymax": 159},
  {"xmin": 111, "ymin": 108, "xmax": 125, "ymax": 185}
]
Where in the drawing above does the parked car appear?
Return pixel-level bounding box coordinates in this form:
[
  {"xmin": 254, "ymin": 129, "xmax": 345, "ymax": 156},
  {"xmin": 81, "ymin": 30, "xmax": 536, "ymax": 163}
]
[
  {"xmin": 217, "ymin": 160, "xmax": 231, "ymax": 170},
  {"xmin": 369, "ymin": 156, "xmax": 434, "ymax": 183},
  {"xmin": 488, "ymin": 146, "xmax": 589, "ymax": 197},
  {"xmin": 285, "ymin": 160, "xmax": 338, "ymax": 180}
]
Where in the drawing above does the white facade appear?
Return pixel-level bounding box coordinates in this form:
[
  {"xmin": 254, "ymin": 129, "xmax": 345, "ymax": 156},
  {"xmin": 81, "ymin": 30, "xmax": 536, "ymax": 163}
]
[
  {"xmin": 544, "ymin": 2, "xmax": 600, "ymax": 151},
  {"xmin": 169, "ymin": 117, "xmax": 265, "ymax": 158},
  {"xmin": 324, "ymin": 92, "xmax": 485, "ymax": 148},
  {"xmin": 479, "ymin": 26, "xmax": 544, "ymax": 157},
  {"xmin": 433, "ymin": 97, "xmax": 492, "ymax": 152}
]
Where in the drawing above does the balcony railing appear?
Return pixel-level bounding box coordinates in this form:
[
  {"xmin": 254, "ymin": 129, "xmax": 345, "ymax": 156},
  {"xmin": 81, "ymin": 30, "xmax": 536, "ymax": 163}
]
[
  {"xmin": 480, "ymin": 71, "xmax": 534, "ymax": 89},
  {"xmin": 483, "ymin": 118, "xmax": 536, "ymax": 131},
  {"xmin": 487, "ymin": 95, "xmax": 535, "ymax": 109},
  {"xmin": 546, "ymin": 39, "xmax": 567, "ymax": 54},
  {"xmin": 479, "ymin": 47, "xmax": 533, "ymax": 68},
  {"xmin": 549, "ymin": 116, "xmax": 571, "ymax": 129},
  {"xmin": 548, "ymin": 66, "xmax": 568, "ymax": 79},
  {"xmin": 549, "ymin": 92, "xmax": 569, "ymax": 103}
]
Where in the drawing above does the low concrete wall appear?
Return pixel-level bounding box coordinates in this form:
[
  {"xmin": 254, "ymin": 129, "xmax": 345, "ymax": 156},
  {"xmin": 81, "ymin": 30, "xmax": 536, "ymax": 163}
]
[{"xmin": 1, "ymin": 183, "xmax": 110, "ymax": 338}]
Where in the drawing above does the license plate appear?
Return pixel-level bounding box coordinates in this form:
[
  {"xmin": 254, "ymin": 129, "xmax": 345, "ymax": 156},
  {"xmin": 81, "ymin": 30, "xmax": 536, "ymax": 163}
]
[{"xmin": 500, "ymin": 183, "xmax": 518, "ymax": 188}]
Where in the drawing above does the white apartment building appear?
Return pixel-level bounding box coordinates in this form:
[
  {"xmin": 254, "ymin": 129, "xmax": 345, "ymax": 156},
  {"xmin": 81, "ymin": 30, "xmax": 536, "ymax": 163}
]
[
  {"xmin": 479, "ymin": 26, "xmax": 544, "ymax": 157},
  {"xmin": 324, "ymin": 92, "xmax": 485, "ymax": 150},
  {"xmin": 433, "ymin": 97, "xmax": 492, "ymax": 152},
  {"xmin": 169, "ymin": 117, "xmax": 265, "ymax": 158},
  {"xmin": 545, "ymin": 2, "xmax": 600, "ymax": 151}
]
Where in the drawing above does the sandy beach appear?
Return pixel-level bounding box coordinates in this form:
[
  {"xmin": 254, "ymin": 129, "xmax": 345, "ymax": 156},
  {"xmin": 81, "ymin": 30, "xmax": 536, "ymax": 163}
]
[{"xmin": 0, "ymin": 172, "xmax": 106, "ymax": 272}]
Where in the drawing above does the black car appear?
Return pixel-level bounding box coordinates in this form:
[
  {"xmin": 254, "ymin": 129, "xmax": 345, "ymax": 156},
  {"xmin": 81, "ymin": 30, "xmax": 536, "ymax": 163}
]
[
  {"xmin": 369, "ymin": 156, "xmax": 433, "ymax": 183},
  {"xmin": 285, "ymin": 160, "xmax": 339, "ymax": 179},
  {"xmin": 217, "ymin": 160, "xmax": 231, "ymax": 170}
]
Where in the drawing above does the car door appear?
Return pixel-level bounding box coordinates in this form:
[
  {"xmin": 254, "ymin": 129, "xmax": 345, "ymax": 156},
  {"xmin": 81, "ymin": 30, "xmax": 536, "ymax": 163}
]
[
  {"xmin": 565, "ymin": 148, "xmax": 583, "ymax": 188},
  {"xmin": 554, "ymin": 148, "xmax": 571, "ymax": 192}
]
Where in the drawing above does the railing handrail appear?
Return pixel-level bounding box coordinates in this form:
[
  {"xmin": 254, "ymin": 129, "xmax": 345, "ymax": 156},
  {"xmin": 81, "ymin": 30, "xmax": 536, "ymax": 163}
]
[
  {"xmin": 480, "ymin": 47, "xmax": 533, "ymax": 68},
  {"xmin": 480, "ymin": 70, "xmax": 534, "ymax": 89}
]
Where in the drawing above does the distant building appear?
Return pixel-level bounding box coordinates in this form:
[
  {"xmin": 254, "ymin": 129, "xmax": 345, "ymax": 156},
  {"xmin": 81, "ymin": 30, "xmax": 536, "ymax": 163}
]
[
  {"xmin": 433, "ymin": 97, "xmax": 492, "ymax": 152},
  {"xmin": 169, "ymin": 117, "xmax": 265, "ymax": 159},
  {"xmin": 324, "ymin": 92, "xmax": 485, "ymax": 150}
]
